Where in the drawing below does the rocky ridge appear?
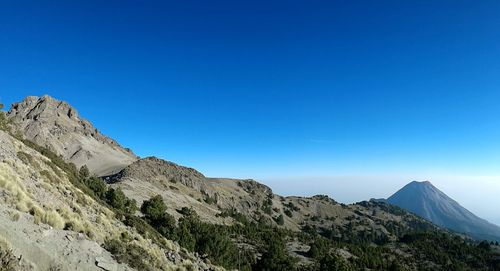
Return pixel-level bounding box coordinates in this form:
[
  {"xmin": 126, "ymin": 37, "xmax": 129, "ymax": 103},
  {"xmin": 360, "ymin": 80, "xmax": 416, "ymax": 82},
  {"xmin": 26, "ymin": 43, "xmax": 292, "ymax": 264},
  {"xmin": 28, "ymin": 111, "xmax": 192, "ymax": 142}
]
[{"xmin": 7, "ymin": 95, "xmax": 137, "ymax": 176}]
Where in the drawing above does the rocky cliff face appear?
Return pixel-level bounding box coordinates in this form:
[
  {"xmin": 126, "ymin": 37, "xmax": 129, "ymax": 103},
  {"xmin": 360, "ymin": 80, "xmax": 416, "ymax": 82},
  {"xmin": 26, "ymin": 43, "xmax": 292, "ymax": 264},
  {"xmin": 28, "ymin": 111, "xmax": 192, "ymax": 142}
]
[{"xmin": 7, "ymin": 95, "xmax": 137, "ymax": 176}]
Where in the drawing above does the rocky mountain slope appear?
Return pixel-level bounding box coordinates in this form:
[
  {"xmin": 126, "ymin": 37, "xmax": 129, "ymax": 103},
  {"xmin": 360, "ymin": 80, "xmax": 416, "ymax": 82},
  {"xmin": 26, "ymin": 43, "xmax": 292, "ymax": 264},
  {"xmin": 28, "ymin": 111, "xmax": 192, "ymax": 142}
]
[
  {"xmin": 387, "ymin": 181, "xmax": 500, "ymax": 242},
  {"xmin": 2, "ymin": 95, "xmax": 499, "ymax": 271},
  {"xmin": 6, "ymin": 95, "xmax": 137, "ymax": 176},
  {"xmin": 0, "ymin": 110, "xmax": 220, "ymax": 270},
  {"xmin": 107, "ymin": 157, "xmax": 428, "ymax": 234},
  {"xmin": 107, "ymin": 156, "xmax": 500, "ymax": 270}
]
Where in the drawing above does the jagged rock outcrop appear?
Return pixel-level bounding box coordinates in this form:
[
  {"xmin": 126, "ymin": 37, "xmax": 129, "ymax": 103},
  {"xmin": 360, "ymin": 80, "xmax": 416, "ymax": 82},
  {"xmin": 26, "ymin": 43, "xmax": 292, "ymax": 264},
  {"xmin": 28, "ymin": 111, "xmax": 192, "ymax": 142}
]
[
  {"xmin": 7, "ymin": 95, "xmax": 137, "ymax": 176},
  {"xmin": 108, "ymin": 156, "xmax": 206, "ymax": 190}
]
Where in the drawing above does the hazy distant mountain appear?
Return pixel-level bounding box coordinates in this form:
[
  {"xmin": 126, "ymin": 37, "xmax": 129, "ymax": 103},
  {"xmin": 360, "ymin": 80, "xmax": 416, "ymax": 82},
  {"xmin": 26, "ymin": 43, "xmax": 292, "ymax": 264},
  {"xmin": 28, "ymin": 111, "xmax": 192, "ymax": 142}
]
[{"xmin": 388, "ymin": 181, "xmax": 500, "ymax": 241}]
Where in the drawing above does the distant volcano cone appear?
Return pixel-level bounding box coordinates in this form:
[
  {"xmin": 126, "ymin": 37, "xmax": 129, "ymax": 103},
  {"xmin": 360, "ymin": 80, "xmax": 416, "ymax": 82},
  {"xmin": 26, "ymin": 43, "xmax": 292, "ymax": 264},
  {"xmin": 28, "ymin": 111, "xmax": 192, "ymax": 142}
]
[{"xmin": 388, "ymin": 181, "xmax": 500, "ymax": 241}]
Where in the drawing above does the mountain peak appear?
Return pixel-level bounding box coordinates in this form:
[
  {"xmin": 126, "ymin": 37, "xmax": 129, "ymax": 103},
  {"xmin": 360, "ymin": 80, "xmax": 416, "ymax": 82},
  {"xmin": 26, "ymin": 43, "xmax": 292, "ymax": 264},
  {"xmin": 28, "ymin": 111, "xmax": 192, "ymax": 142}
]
[
  {"xmin": 404, "ymin": 181, "xmax": 438, "ymax": 193},
  {"xmin": 388, "ymin": 181, "xmax": 500, "ymax": 241},
  {"xmin": 408, "ymin": 180, "xmax": 432, "ymax": 186},
  {"xmin": 10, "ymin": 95, "xmax": 80, "ymax": 121},
  {"xmin": 7, "ymin": 95, "xmax": 137, "ymax": 176}
]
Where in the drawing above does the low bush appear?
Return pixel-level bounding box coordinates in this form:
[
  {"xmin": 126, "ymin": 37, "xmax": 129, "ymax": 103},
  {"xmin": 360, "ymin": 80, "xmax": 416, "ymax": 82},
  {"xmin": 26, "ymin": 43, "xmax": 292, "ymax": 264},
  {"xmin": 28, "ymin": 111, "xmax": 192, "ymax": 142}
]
[
  {"xmin": 274, "ymin": 214, "xmax": 285, "ymax": 225},
  {"xmin": 104, "ymin": 238, "xmax": 155, "ymax": 271},
  {"xmin": 0, "ymin": 106, "xmax": 10, "ymax": 131},
  {"xmin": 16, "ymin": 151, "xmax": 34, "ymax": 166},
  {"xmin": 0, "ymin": 239, "xmax": 17, "ymax": 271},
  {"xmin": 84, "ymin": 177, "xmax": 107, "ymax": 199},
  {"xmin": 105, "ymin": 188, "xmax": 137, "ymax": 215}
]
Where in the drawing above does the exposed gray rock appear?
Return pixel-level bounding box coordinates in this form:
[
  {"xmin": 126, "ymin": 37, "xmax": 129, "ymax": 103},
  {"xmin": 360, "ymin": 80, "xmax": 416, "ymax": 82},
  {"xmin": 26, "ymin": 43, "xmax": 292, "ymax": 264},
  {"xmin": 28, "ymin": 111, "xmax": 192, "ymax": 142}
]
[
  {"xmin": 6, "ymin": 95, "xmax": 137, "ymax": 176},
  {"xmin": 107, "ymin": 156, "xmax": 206, "ymax": 190},
  {"xmin": 95, "ymin": 257, "xmax": 118, "ymax": 271}
]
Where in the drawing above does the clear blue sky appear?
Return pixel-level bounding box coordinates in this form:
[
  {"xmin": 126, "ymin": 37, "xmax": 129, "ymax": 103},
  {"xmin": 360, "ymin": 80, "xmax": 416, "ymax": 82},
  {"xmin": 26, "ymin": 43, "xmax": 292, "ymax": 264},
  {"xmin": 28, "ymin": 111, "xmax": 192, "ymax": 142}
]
[{"xmin": 1, "ymin": 1, "xmax": 500, "ymax": 222}]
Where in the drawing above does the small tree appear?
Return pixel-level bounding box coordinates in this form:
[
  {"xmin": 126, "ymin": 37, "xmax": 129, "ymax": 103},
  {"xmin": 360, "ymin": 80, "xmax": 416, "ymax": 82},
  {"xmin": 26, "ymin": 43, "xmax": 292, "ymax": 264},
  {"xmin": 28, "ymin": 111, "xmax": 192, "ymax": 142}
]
[
  {"xmin": 86, "ymin": 176, "xmax": 108, "ymax": 198},
  {"xmin": 141, "ymin": 195, "xmax": 167, "ymax": 222},
  {"xmin": 319, "ymin": 253, "xmax": 353, "ymax": 271},
  {"xmin": 106, "ymin": 188, "xmax": 127, "ymax": 210},
  {"xmin": 141, "ymin": 195, "xmax": 175, "ymax": 236},
  {"xmin": 124, "ymin": 198, "xmax": 138, "ymax": 215},
  {"xmin": 176, "ymin": 218, "xmax": 196, "ymax": 251},
  {"xmin": 106, "ymin": 188, "xmax": 137, "ymax": 215},
  {"xmin": 79, "ymin": 165, "xmax": 90, "ymax": 179},
  {"xmin": 308, "ymin": 238, "xmax": 329, "ymax": 259},
  {"xmin": 478, "ymin": 240, "xmax": 491, "ymax": 251},
  {"xmin": 274, "ymin": 214, "xmax": 284, "ymax": 225},
  {"xmin": 178, "ymin": 207, "xmax": 198, "ymax": 218}
]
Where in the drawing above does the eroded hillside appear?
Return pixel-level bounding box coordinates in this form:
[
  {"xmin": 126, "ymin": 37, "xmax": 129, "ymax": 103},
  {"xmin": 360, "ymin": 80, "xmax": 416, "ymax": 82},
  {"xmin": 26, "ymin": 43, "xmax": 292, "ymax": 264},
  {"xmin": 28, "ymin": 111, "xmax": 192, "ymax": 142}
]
[{"xmin": 0, "ymin": 129, "xmax": 220, "ymax": 270}]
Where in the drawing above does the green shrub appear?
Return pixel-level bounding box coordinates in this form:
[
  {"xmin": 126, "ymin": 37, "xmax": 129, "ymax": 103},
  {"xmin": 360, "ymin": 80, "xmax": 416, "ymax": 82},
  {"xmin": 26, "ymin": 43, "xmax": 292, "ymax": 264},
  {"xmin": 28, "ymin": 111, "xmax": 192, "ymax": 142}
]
[
  {"xmin": 40, "ymin": 170, "xmax": 57, "ymax": 183},
  {"xmin": 177, "ymin": 214, "xmax": 241, "ymax": 269},
  {"xmin": 318, "ymin": 253, "xmax": 353, "ymax": 271},
  {"xmin": 176, "ymin": 219, "xmax": 196, "ymax": 251},
  {"xmin": 16, "ymin": 151, "xmax": 34, "ymax": 166},
  {"xmin": 201, "ymin": 190, "xmax": 217, "ymax": 205},
  {"xmin": 285, "ymin": 202, "xmax": 299, "ymax": 211},
  {"xmin": 85, "ymin": 177, "xmax": 108, "ymax": 199},
  {"xmin": 252, "ymin": 233, "xmax": 297, "ymax": 271},
  {"xmin": 123, "ymin": 215, "xmax": 168, "ymax": 248},
  {"xmin": 106, "ymin": 188, "xmax": 137, "ymax": 215},
  {"xmin": 177, "ymin": 207, "xmax": 197, "ymax": 217},
  {"xmin": 141, "ymin": 195, "xmax": 167, "ymax": 222},
  {"xmin": 308, "ymin": 238, "xmax": 329, "ymax": 259},
  {"xmin": 104, "ymin": 238, "xmax": 154, "ymax": 271},
  {"xmin": 274, "ymin": 214, "xmax": 285, "ymax": 225},
  {"xmin": 141, "ymin": 195, "xmax": 176, "ymax": 237},
  {"xmin": 261, "ymin": 197, "xmax": 273, "ymax": 215},
  {"xmin": 79, "ymin": 165, "xmax": 90, "ymax": 179},
  {"xmin": 0, "ymin": 105, "xmax": 10, "ymax": 132}
]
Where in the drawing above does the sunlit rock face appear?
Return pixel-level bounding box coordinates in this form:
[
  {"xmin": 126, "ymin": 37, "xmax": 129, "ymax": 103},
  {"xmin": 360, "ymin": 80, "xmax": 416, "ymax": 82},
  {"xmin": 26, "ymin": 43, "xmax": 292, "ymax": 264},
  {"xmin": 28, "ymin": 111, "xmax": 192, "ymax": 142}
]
[{"xmin": 7, "ymin": 95, "xmax": 137, "ymax": 176}]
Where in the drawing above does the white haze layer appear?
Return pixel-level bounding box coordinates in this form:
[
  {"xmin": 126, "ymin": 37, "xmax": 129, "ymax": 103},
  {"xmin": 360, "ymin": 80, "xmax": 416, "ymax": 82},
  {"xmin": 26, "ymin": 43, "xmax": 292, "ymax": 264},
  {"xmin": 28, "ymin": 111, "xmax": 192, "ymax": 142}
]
[{"xmin": 262, "ymin": 175, "xmax": 500, "ymax": 226}]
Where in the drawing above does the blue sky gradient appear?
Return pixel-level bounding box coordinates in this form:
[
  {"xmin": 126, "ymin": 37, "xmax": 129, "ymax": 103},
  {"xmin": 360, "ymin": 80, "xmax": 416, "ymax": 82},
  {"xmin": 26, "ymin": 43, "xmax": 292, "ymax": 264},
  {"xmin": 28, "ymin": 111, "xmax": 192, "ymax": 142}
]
[{"xmin": 1, "ymin": 1, "xmax": 500, "ymax": 223}]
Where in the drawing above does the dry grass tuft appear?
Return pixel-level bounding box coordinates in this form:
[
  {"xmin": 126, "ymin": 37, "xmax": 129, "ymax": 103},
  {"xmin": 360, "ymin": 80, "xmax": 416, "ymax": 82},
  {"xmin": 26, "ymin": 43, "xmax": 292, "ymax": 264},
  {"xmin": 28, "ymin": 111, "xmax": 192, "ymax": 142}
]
[
  {"xmin": 42, "ymin": 209, "xmax": 65, "ymax": 230},
  {"xmin": 0, "ymin": 236, "xmax": 17, "ymax": 271},
  {"xmin": 7, "ymin": 210, "xmax": 20, "ymax": 222}
]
